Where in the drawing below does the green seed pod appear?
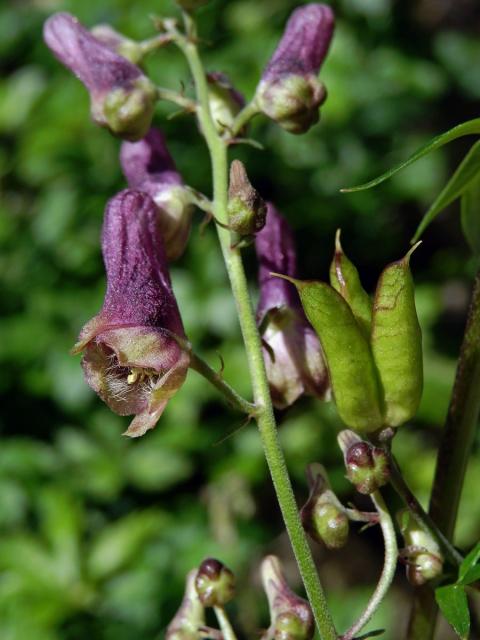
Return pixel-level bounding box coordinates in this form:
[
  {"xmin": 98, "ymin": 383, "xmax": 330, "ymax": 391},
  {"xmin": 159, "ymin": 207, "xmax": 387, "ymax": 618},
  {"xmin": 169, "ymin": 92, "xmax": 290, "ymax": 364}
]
[
  {"xmin": 310, "ymin": 501, "xmax": 349, "ymax": 550},
  {"xmin": 371, "ymin": 244, "xmax": 423, "ymax": 427},
  {"xmin": 278, "ymin": 276, "xmax": 383, "ymax": 433},
  {"xmin": 329, "ymin": 229, "xmax": 372, "ymax": 337}
]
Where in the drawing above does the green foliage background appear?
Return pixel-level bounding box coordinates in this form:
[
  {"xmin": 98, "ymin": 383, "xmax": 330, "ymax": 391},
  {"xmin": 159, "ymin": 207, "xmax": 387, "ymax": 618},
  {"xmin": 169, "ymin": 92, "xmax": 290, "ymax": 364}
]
[{"xmin": 1, "ymin": 0, "xmax": 480, "ymax": 638}]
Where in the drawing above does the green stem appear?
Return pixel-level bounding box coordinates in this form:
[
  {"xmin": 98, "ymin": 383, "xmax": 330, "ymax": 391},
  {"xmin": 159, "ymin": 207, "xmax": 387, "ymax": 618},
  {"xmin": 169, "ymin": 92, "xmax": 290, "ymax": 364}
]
[
  {"xmin": 176, "ymin": 34, "xmax": 338, "ymax": 640},
  {"xmin": 213, "ymin": 606, "xmax": 238, "ymax": 640},
  {"xmin": 341, "ymin": 491, "xmax": 398, "ymax": 640},
  {"xmin": 189, "ymin": 351, "xmax": 257, "ymax": 415},
  {"xmin": 407, "ymin": 270, "xmax": 480, "ymax": 640},
  {"xmin": 155, "ymin": 87, "xmax": 197, "ymax": 112},
  {"xmin": 230, "ymin": 100, "xmax": 260, "ymax": 138}
]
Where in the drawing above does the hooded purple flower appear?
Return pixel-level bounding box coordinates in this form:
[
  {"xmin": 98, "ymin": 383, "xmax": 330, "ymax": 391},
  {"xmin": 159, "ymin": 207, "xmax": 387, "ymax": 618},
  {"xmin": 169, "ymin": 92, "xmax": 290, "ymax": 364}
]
[
  {"xmin": 43, "ymin": 13, "xmax": 157, "ymax": 141},
  {"xmin": 255, "ymin": 4, "xmax": 334, "ymax": 134},
  {"xmin": 256, "ymin": 203, "xmax": 329, "ymax": 409},
  {"xmin": 120, "ymin": 128, "xmax": 194, "ymax": 261},
  {"xmin": 72, "ymin": 189, "xmax": 189, "ymax": 437}
]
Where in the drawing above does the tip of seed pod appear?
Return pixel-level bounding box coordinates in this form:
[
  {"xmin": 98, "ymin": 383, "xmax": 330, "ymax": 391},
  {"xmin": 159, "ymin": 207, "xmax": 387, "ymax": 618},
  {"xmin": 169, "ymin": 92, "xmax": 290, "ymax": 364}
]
[
  {"xmin": 270, "ymin": 272, "xmax": 299, "ymax": 286},
  {"xmin": 404, "ymin": 240, "xmax": 422, "ymax": 265},
  {"xmin": 334, "ymin": 228, "xmax": 343, "ymax": 254}
]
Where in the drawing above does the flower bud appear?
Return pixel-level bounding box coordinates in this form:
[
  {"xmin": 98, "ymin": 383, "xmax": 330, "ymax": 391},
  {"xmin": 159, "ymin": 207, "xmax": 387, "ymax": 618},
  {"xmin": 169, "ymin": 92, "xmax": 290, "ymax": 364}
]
[
  {"xmin": 207, "ymin": 72, "xmax": 245, "ymax": 135},
  {"xmin": 338, "ymin": 430, "xmax": 389, "ymax": 495},
  {"xmin": 72, "ymin": 190, "xmax": 189, "ymax": 437},
  {"xmin": 261, "ymin": 555, "xmax": 314, "ymax": 640},
  {"xmin": 90, "ymin": 24, "xmax": 143, "ymax": 64},
  {"xmin": 300, "ymin": 463, "xmax": 349, "ymax": 550},
  {"xmin": 44, "ymin": 13, "xmax": 156, "ymax": 141},
  {"xmin": 194, "ymin": 558, "xmax": 235, "ymax": 607},
  {"xmin": 255, "ymin": 204, "xmax": 329, "ymax": 409},
  {"xmin": 228, "ymin": 160, "xmax": 266, "ymax": 241},
  {"xmin": 398, "ymin": 510, "xmax": 444, "ymax": 586},
  {"xmin": 120, "ymin": 128, "xmax": 194, "ymax": 261},
  {"xmin": 255, "ymin": 4, "xmax": 334, "ymax": 134},
  {"xmin": 166, "ymin": 570, "xmax": 205, "ymax": 640}
]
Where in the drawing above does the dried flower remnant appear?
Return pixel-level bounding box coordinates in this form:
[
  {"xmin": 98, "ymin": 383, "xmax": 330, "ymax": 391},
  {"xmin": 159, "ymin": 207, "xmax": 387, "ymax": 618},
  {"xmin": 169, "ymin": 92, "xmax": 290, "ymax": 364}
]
[
  {"xmin": 72, "ymin": 190, "xmax": 189, "ymax": 437},
  {"xmin": 261, "ymin": 555, "xmax": 314, "ymax": 640},
  {"xmin": 120, "ymin": 128, "xmax": 195, "ymax": 261},
  {"xmin": 255, "ymin": 203, "xmax": 329, "ymax": 409},
  {"xmin": 227, "ymin": 160, "xmax": 267, "ymax": 243},
  {"xmin": 166, "ymin": 570, "xmax": 206, "ymax": 640},
  {"xmin": 43, "ymin": 12, "xmax": 156, "ymax": 140},
  {"xmin": 256, "ymin": 4, "xmax": 334, "ymax": 134}
]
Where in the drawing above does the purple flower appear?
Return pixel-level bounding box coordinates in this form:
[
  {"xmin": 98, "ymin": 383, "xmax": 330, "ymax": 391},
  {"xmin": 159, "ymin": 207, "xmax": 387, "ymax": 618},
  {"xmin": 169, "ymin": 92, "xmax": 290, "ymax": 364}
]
[
  {"xmin": 43, "ymin": 12, "xmax": 157, "ymax": 140},
  {"xmin": 72, "ymin": 189, "xmax": 189, "ymax": 437},
  {"xmin": 256, "ymin": 3, "xmax": 334, "ymax": 134},
  {"xmin": 120, "ymin": 128, "xmax": 194, "ymax": 261},
  {"xmin": 256, "ymin": 203, "xmax": 329, "ymax": 409}
]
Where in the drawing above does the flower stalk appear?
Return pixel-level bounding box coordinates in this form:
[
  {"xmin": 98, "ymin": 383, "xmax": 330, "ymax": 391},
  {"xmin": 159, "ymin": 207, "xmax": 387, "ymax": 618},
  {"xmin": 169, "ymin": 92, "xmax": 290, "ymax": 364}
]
[
  {"xmin": 340, "ymin": 491, "xmax": 397, "ymax": 640},
  {"xmin": 172, "ymin": 23, "xmax": 337, "ymax": 640}
]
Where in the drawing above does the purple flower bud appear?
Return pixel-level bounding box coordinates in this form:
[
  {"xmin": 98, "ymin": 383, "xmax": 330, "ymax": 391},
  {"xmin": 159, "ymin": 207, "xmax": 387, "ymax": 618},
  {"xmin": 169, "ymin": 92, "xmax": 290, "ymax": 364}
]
[
  {"xmin": 207, "ymin": 72, "xmax": 245, "ymax": 135},
  {"xmin": 256, "ymin": 4, "xmax": 334, "ymax": 134},
  {"xmin": 194, "ymin": 558, "xmax": 235, "ymax": 607},
  {"xmin": 255, "ymin": 203, "xmax": 329, "ymax": 409},
  {"xmin": 72, "ymin": 189, "xmax": 189, "ymax": 438},
  {"xmin": 43, "ymin": 13, "xmax": 157, "ymax": 140},
  {"xmin": 120, "ymin": 128, "xmax": 194, "ymax": 261}
]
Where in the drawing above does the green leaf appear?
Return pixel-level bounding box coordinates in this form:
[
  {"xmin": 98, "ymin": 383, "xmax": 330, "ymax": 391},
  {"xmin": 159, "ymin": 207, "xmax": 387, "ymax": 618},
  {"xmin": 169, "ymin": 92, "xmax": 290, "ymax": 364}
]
[
  {"xmin": 461, "ymin": 564, "xmax": 480, "ymax": 585},
  {"xmin": 412, "ymin": 140, "xmax": 480, "ymax": 242},
  {"xmin": 436, "ymin": 584, "xmax": 470, "ymax": 639},
  {"xmin": 461, "ymin": 172, "xmax": 480, "ymax": 256},
  {"xmin": 277, "ymin": 275, "xmax": 383, "ymax": 433},
  {"xmin": 342, "ymin": 118, "xmax": 480, "ymax": 193},
  {"xmin": 459, "ymin": 540, "xmax": 480, "ymax": 582}
]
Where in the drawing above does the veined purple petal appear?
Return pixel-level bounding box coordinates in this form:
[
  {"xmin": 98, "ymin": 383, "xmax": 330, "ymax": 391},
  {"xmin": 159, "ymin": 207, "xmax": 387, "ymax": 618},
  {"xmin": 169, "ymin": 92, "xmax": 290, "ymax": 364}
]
[
  {"xmin": 263, "ymin": 4, "xmax": 334, "ymax": 80},
  {"xmin": 44, "ymin": 13, "xmax": 141, "ymax": 97},
  {"xmin": 120, "ymin": 129, "xmax": 194, "ymax": 261},
  {"xmin": 73, "ymin": 190, "xmax": 189, "ymax": 437}
]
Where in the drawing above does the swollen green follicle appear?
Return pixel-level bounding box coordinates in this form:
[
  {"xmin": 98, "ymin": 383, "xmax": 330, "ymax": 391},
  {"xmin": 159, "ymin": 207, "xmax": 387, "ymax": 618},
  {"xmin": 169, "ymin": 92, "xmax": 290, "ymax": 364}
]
[
  {"xmin": 371, "ymin": 251, "xmax": 423, "ymax": 427},
  {"xmin": 290, "ymin": 278, "xmax": 383, "ymax": 433},
  {"xmin": 329, "ymin": 231, "xmax": 372, "ymax": 337}
]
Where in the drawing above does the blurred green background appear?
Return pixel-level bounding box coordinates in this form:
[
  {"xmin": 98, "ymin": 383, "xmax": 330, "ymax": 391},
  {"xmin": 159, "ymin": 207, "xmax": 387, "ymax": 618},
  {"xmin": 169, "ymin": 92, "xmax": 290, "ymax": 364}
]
[{"xmin": 1, "ymin": 0, "xmax": 480, "ymax": 638}]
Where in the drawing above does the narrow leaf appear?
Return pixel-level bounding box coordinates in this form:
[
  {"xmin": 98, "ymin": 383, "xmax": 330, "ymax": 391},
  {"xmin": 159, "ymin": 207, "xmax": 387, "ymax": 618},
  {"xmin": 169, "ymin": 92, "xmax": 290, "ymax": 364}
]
[
  {"xmin": 276, "ymin": 275, "xmax": 383, "ymax": 433},
  {"xmin": 461, "ymin": 173, "xmax": 480, "ymax": 257},
  {"xmin": 459, "ymin": 540, "xmax": 480, "ymax": 582},
  {"xmin": 412, "ymin": 140, "xmax": 480, "ymax": 242},
  {"xmin": 461, "ymin": 564, "xmax": 480, "ymax": 586},
  {"xmin": 436, "ymin": 584, "xmax": 470, "ymax": 639},
  {"xmin": 341, "ymin": 118, "xmax": 480, "ymax": 192}
]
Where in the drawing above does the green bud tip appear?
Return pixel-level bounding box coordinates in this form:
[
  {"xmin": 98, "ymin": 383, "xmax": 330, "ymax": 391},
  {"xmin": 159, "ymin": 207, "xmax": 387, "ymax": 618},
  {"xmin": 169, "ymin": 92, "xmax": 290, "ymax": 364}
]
[
  {"xmin": 397, "ymin": 510, "xmax": 444, "ymax": 585},
  {"xmin": 194, "ymin": 558, "xmax": 235, "ymax": 607}
]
